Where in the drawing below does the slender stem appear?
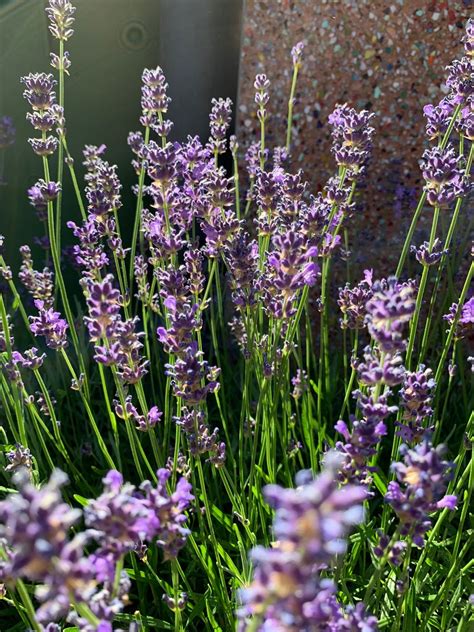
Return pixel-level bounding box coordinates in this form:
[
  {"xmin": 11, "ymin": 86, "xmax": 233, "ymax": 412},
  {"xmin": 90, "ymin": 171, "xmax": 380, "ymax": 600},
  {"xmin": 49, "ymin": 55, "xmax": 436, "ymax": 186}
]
[
  {"xmin": 232, "ymin": 147, "xmax": 241, "ymax": 220},
  {"xmin": 405, "ymin": 204, "xmax": 440, "ymax": 369},
  {"xmin": 55, "ymin": 38, "xmax": 65, "ymax": 255},
  {"xmin": 286, "ymin": 63, "xmax": 300, "ymax": 152},
  {"xmin": 60, "ymin": 348, "xmax": 116, "ymax": 469},
  {"xmin": 129, "ymin": 125, "xmax": 151, "ymax": 287}
]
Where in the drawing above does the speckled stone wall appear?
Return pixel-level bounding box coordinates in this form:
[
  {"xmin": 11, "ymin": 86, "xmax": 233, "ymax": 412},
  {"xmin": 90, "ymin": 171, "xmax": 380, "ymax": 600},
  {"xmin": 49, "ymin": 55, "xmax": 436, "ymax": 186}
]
[{"xmin": 237, "ymin": 0, "xmax": 472, "ymax": 269}]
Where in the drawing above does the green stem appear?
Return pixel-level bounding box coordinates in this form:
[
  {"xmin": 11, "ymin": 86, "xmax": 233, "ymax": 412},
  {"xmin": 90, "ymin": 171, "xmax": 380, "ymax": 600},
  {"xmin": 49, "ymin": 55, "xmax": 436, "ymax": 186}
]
[
  {"xmin": 129, "ymin": 125, "xmax": 151, "ymax": 287},
  {"xmin": 286, "ymin": 63, "xmax": 300, "ymax": 152}
]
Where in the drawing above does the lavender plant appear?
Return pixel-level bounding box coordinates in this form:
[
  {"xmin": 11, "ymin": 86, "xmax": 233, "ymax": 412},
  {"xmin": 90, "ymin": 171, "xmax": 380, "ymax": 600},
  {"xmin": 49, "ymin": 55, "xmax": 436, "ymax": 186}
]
[{"xmin": 0, "ymin": 4, "xmax": 473, "ymax": 631}]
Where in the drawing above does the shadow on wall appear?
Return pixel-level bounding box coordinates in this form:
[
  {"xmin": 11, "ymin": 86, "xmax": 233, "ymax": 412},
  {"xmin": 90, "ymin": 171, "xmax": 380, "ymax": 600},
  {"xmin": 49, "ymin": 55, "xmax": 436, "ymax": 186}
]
[{"xmin": 0, "ymin": 0, "xmax": 243, "ymax": 270}]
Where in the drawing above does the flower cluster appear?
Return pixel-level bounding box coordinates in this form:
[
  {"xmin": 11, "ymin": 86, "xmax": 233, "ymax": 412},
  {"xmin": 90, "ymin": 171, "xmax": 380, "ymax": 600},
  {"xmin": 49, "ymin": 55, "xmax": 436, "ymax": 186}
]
[
  {"xmin": 444, "ymin": 296, "xmax": 474, "ymax": 340},
  {"xmin": 261, "ymin": 230, "xmax": 318, "ymax": 320},
  {"xmin": 175, "ymin": 407, "xmax": 226, "ymax": 467},
  {"xmin": 423, "ymin": 99, "xmax": 455, "ymax": 141},
  {"xmin": 114, "ymin": 395, "xmax": 162, "ymax": 432},
  {"xmin": 365, "ymin": 277, "xmax": 416, "ymax": 353},
  {"xmin": 329, "ymin": 103, "xmax": 375, "ymax": 180},
  {"xmin": 209, "ymin": 97, "xmax": 233, "ymax": 154},
  {"xmin": 140, "ymin": 66, "xmax": 172, "ymax": 134},
  {"xmin": 30, "ymin": 299, "xmax": 68, "ymax": 350},
  {"xmin": 336, "ymin": 275, "xmax": 416, "ymax": 484},
  {"xmin": 411, "ymin": 238, "xmax": 449, "ymax": 267},
  {"xmin": 254, "ymin": 74, "xmax": 270, "ymax": 124},
  {"xmin": 18, "ymin": 245, "xmax": 54, "ymax": 306},
  {"xmin": 21, "ymin": 72, "xmax": 60, "ymax": 155},
  {"xmin": 85, "ymin": 276, "xmax": 148, "ymax": 384},
  {"xmin": 0, "ymin": 469, "xmax": 94, "ymax": 624},
  {"xmin": 237, "ymin": 454, "xmax": 377, "ymax": 631},
  {"xmin": 67, "ymin": 146, "xmax": 125, "ymax": 277},
  {"xmin": 421, "ymin": 145, "xmax": 469, "ymax": 207},
  {"xmin": 338, "ymin": 269, "xmax": 374, "ymax": 329},
  {"xmin": 446, "ymin": 55, "xmax": 473, "ymax": 104},
  {"xmin": 397, "ymin": 366, "xmax": 436, "ymax": 442},
  {"xmin": 385, "ymin": 442, "xmax": 456, "ymax": 546},
  {"xmin": 166, "ymin": 343, "xmax": 220, "ymax": 405},
  {"xmin": 5, "ymin": 444, "xmax": 33, "ymax": 474},
  {"xmin": 291, "ymin": 41, "xmax": 305, "ymax": 67},
  {"xmin": 27, "ymin": 179, "xmax": 61, "ymax": 222},
  {"xmin": 0, "ymin": 467, "xmax": 192, "ymax": 627},
  {"xmin": 12, "ymin": 347, "xmax": 46, "ymax": 371},
  {"xmin": 46, "ymin": 0, "xmax": 76, "ymax": 41}
]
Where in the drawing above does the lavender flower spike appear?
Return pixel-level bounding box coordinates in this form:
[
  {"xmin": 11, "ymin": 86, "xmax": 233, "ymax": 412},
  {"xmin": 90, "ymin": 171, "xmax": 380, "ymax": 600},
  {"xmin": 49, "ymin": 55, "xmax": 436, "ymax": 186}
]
[
  {"xmin": 30, "ymin": 299, "xmax": 68, "ymax": 350},
  {"xmin": 45, "ymin": 0, "xmax": 76, "ymax": 41},
  {"xmin": 237, "ymin": 453, "xmax": 377, "ymax": 631},
  {"xmin": 385, "ymin": 442, "xmax": 456, "ymax": 547}
]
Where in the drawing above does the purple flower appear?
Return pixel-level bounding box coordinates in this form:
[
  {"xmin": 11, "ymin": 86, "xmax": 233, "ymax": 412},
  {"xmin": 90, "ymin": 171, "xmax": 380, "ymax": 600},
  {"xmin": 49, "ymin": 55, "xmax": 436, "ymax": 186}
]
[
  {"xmin": 5, "ymin": 444, "xmax": 33, "ymax": 474},
  {"xmin": 166, "ymin": 343, "xmax": 220, "ymax": 405},
  {"xmin": 446, "ymin": 56, "xmax": 473, "ymax": 104},
  {"xmin": 262, "ymin": 230, "xmax": 318, "ymax": 320},
  {"xmin": 421, "ymin": 145, "xmax": 470, "ymax": 207},
  {"xmin": 201, "ymin": 208, "xmax": 240, "ymax": 257},
  {"xmin": 85, "ymin": 156, "xmax": 122, "ymax": 221},
  {"xmin": 463, "ymin": 18, "xmax": 474, "ymax": 57},
  {"xmin": 458, "ymin": 100, "xmax": 474, "ymax": 140},
  {"xmin": 237, "ymin": 453, "xmax": 376, "ymax": 630},
  {"xmin": 254, "ymin": 74, "xmax": 270, "ymax": 122},
  {"xmin": 140, "ymin": 468, "xmax": 194, "ymax": 559},
  {"xmin": 114, "ymin": 397, "xmax": 162, "ymax": 431},
  {"xmin": 28, "ymin": 136, "xmax": 59, "ymax": 156},
  {"xmin": 291, "ymin": 369, "xmax": 308, "ymax": 399},
  {"xmin": 397, "ymin": 366, "xmax": 435, "ymax": 443},
  {"xmin": 175, "ymin": 407, "xmax": 226, "ymax": 467},
  {"xmin": 21, "ymin": 73, "xmax": 57, "ymax": 111},
  {"xmin": 254, "ymin": 168, "xmax": 283, "ymax": 235},
  {"xmin": 354, "ymin": 346, "xmax": 405, "ymax": 387},
  {"xmin": 338, "ymin": 269, "xmax": 374, "ymax": 329},
  {"xmin": 365, "ymin": 277, "xmax": 416, "ymax": 353},
  {"xmin": 140, "ymin": 66, "xmax": 171, "ymax": 128},
  {"xmin": 385, "ymin": 442, "xmax": 456, "ymax": 546},
  {"xmin": 224, "ymin": 230, "xmax": 260, "ymax": 312},
  {"xmin": 45, "ymin": 0, "xmax": 76, "ymax": 41},
  {"xmin": 19, "ymin": 245, "xmax": 54, "ymax": 306},
  {"xmin": 444, "ymin": 297, "xmax": 474, "ymax": 340},
  {"xmin": 85, "ymin": 470, "xmax": 159, "ymax": 555},
  {"xmin": 84, "ymin": 275, "xmax": 121, "ymax": 341},
  {"xmin": 329, "ymin": 104, "xmax": 375, "ymax": 180},
  {"xmin": 12, "ymin": 347, "xmax": 46, "ymax": 371},
  {"xmin": 245, "ymin": 141, "xmax": 261, "ymax": 178},
  {"xmin": 163, "ymin": 591, "xmax": 188, "ymax": 612},
  {"xmin": 411, "ymin": 238, "xmax": 449, "ymax": 267},
  {"xmin": 373, "ymin": 531, "xmax": 406, "ymax": 567},
  {"xmin": 423, "ymin": 98, "xmax": 455, "ymax": 140},
  {"xmin": 291, "ymin": 41, "xmax": 305, "ymax": 67},
  {"xmin": 28, "ymin": 179, "xmax": 61, "ymax": 206},
  {"xmin": 30, "ymin": 299, "xmax": 68, "ymax": 350},
  {"xmin": 209, "ymin": 97, "xmax": 233, "ymax": 154},
  {"xmin": 0, "ymin": 469, "xmax": 94, "ymax": 622},
  {"xmin": 335, "ymin": 390, "xmax": 395, "ymax": 485},
  {"xmin": 66, "ymin": 569, "xmax": 131, "ymax": 631}
]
